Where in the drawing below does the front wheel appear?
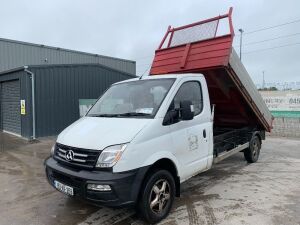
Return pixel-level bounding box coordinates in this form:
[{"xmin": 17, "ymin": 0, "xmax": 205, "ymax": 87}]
[
  {"xmin": 244, "ymin": 135, "xmax": 261, "ymax": 163},
  {"xmin": 138, "ymin": 170, "xmax": 175, "ymax": 224}
]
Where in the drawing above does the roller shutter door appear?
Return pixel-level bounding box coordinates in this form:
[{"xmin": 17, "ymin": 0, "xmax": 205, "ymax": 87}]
[{"xmin": 0, "ymin": 80, "xmax": 21, "ymax": 135}]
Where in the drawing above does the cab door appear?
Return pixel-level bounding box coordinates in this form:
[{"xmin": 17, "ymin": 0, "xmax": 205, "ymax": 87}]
[{"xmin": 166, "ymin": 79, "xmax": 210, "ymax": 180}]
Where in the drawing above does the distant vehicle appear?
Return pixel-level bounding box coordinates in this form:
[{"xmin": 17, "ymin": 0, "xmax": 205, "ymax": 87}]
[{"xmin": 45, "ymin": 8, "xmax": 273, "ymax": 223}]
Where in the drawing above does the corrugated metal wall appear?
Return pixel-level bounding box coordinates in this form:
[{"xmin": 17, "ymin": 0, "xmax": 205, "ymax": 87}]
[
  {"xmin": 30, "ymin": 64, "xmax": 135, "ymax": 137},
  {"xmin": 0, "ymin": 38, "xmax": 136, "ymax": 75}
]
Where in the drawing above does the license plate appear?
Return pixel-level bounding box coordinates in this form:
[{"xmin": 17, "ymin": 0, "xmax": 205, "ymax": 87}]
[{"xmin": 54, "ymin": 180, "xmax": 74, "ymax": 196}]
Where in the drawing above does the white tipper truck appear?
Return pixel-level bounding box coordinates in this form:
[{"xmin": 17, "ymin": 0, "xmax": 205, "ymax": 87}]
[{"xmin": 45, "ymin": 8, "xmax": 273, "ymax": 223}]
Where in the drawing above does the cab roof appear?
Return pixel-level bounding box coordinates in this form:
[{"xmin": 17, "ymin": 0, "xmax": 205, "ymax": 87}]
[{"xmin": 114, "ymin": 73, "xmax": 204, "ymax": 85}]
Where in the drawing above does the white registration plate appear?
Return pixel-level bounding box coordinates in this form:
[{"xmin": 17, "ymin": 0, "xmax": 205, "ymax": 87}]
[{"xmin": 54, "ymin": 180, "xmax": 74, "ymax": 196}]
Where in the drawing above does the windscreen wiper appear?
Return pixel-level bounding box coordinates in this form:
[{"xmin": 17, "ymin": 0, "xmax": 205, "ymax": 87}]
[
  {"xmin": 116, "ymin": 112, "xmax": 152, "ymax": 117},
  {"xmin": 88, "ymin": 114, "xmax": 120, "ymax": 117},
  {"xmin": 88, "ymin": 112, "xmax": 151, "ymax": 117}
]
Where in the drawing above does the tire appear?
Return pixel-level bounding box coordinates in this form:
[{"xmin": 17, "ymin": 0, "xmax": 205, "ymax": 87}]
[
  {"xmin": 244, "ymin": 135, "xmax": 261, "ymax": 163},
  {"xmin": 138, "ymin": 170, "xmax": 175, "ymax": 224}
]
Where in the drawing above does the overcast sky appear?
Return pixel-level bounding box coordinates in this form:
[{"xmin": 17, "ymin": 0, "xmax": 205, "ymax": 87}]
[{"xmin": 0, "ymin": 0, "xmax": 299, "ymax": 84}]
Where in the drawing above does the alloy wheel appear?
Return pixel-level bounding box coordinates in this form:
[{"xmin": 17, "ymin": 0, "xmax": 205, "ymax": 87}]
[{"xmin": 149, "ymin": 179, "xmax": 171, "ymax": 214}]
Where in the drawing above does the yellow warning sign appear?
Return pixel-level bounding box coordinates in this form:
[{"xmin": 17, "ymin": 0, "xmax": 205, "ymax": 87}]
[{"xmin": 21, "ymin": 100, "xmax": 26, "ymax": 115}]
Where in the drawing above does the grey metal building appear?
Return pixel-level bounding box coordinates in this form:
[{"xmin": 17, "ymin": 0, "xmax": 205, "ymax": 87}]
[
  {"xmin": 0, "ymin": 64, "xmax": 136, "ymax": 139},
  {"xmin": 0, "ymin": 38, "xmax": 136, "ymax": 74}
]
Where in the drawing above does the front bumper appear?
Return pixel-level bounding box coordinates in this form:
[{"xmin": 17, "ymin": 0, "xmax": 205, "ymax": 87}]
[{"xmin": 45, "ymin": 157, "xmax": 148, "ymax": 207}]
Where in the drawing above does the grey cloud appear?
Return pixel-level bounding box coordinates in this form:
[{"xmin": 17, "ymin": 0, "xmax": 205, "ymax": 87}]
[{"xmin": 0, "ymin": 0, "xmax": 299, "ymax": 82}]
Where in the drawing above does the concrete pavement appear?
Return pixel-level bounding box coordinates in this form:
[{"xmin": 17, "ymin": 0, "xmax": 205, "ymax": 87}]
[{"xmin": 0, "ymin": 132, "xmax": 299, "ymax": 225}]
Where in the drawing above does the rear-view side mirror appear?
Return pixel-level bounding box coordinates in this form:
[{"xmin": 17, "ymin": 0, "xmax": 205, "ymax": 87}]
[
  {"xmin": 163, "ymin": 110, "xmax": 178, "ymax": 125},
  {"xmin": 180, "ymin": 100, "xmax": 194, "ymax": 120}
]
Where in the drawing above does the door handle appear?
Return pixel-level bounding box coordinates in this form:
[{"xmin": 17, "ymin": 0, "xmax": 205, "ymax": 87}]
[{"xmin": 203, "ymin": 129, "xmax": 206, "ymax": 138}]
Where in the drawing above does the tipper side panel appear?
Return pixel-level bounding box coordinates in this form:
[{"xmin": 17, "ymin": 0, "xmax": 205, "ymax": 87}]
[
  {"xmin": 149, "ymin": 8, "xmax": 273, "ymax": 132},
  {"xmin": 150, "ymin": 35, "xmax": 232, "ymax": 75}
]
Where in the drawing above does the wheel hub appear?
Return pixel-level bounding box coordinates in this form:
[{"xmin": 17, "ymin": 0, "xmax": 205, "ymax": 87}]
[
  {"xmin": 252, "ymin": 139, "xmax": 260, "ymax": 158},
  {"xmin": 149, "ymin": 179, "xmax": 170, "ymax": 214}
]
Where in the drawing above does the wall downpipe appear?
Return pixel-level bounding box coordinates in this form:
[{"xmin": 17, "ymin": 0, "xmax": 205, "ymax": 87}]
[{"xmin": 24, "ymin": 66, "xmax": 36, "ymax": 140}]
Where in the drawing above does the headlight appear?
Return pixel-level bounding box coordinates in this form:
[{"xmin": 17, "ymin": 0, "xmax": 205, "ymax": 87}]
[
  {"xmin": 50, "ymin": 144, "xmax": 56, "ymax": 156},
  {"xmin": 96, "ymin": 144, "xmax": 127, "ymax": 168}
]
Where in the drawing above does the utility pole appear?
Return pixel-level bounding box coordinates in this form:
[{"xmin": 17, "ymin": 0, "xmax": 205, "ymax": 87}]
[
  {"xmin": 238, "ymin": 28, "xmax": 244, "ymax": 60},
  {"xmin": 262, "ymin": 71, "xmax": 265, "ymax": 89}
]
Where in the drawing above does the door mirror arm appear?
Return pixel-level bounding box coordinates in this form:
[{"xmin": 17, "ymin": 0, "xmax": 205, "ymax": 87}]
[
  {"xmin": 162, "ymin": 109, "xmax": 178, "ymax": 126},
  {"xmin": 163, "ymin": 100, "xmax": 194, "ymax": 125},
  {"xmin": 180, "ymin": 100, "xmax": 194, "ymax": 121}
]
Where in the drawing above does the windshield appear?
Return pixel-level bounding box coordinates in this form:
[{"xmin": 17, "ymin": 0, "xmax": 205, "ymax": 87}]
[{"xmin": 87, "ymin": 78, "xmax": 175, "ymax": 118}]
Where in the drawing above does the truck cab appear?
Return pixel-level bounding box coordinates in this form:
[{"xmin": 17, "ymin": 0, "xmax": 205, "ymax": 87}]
[{"xmin": 45, "ymin": 74, "xmax": 264, "ymax": 223}]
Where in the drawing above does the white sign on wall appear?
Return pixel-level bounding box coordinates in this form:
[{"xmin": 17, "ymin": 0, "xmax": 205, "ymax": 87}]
[{"xmin": 260, "ymin": 91, "xmax": 300, "ymax": 111}]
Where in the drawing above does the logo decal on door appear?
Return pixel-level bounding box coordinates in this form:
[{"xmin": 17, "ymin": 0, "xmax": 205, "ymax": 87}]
[{"xmin": 188, "ymin": 134, "xmax": 198, "ymax": 151}]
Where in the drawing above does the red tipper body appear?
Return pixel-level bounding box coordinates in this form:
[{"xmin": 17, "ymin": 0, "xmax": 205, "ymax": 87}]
[{"xmin": 150, "ymin": 8, "xmax": 273, "ymax": 132}]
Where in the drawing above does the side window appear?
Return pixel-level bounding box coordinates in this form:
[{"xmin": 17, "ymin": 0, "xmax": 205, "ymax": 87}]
[{"xmin": 169, "ymin": 81, "xmax": 203, "ymax": 116}]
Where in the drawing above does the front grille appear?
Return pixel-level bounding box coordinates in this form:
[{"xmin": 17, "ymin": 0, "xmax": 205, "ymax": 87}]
[{"xmin": 54, "ymin": 143, "xmax": 101, "ymax": 169}]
